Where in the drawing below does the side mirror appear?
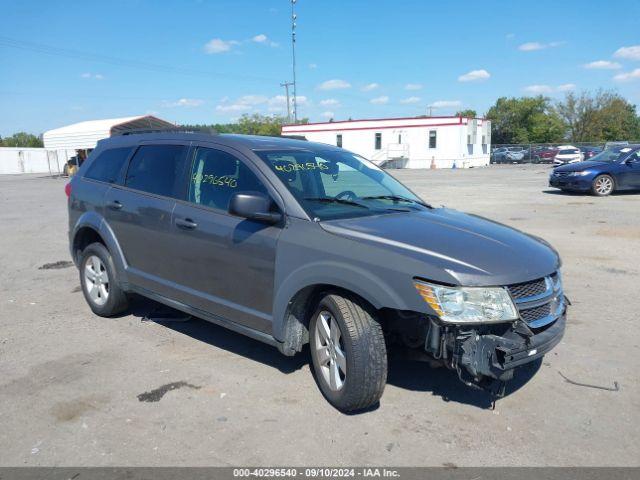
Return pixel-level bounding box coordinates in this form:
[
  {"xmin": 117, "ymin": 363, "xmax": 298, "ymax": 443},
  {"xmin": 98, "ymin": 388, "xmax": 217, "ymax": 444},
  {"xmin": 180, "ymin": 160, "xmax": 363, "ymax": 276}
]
[{"xmin": 229, "ymin": 192, "xmax": 282, "ymax": 224}]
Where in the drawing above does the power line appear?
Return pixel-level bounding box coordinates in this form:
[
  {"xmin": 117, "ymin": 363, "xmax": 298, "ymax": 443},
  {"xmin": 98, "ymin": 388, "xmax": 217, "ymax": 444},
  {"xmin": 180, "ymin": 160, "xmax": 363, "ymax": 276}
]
[{"xmin": 0, "ymin": 35, "xmax": 279, "ymax": 84}]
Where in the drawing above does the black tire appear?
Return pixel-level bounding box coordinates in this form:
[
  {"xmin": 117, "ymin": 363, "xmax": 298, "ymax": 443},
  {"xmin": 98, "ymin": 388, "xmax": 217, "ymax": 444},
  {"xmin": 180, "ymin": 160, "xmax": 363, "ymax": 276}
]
[
  {"xmin": 309, "ymin": 293, "xmax": 387, "ymax": 412},
  {"xmin": 591, "ymin": 174, "xmax": 615, "ymax": 197},
  {"xmin": 79, "ymin": 242, "xmax": 129, "ymax": 316}
]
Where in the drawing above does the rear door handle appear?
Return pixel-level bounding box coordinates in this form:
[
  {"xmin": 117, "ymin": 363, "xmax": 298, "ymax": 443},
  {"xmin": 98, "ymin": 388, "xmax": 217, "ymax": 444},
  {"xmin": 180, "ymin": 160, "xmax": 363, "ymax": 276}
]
[
  {"xmin": 175, "ymin": 218, "xmax": 198, "ymax": 230},
  {"xmin": 108, "ymin": 200, "xmax": 123, "ymax": 210}
]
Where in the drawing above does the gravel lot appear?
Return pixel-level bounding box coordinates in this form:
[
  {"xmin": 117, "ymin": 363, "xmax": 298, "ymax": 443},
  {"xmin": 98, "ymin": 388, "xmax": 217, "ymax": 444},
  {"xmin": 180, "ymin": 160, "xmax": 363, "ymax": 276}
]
[{"xmin": 0, "ymin": 165, "xmax": 638, "ymax": 467}]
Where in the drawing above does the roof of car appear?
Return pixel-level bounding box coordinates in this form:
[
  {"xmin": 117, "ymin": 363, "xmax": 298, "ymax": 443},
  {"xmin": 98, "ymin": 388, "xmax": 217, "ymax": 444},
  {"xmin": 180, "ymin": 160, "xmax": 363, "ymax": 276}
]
[{"xmin": 97, "ymin": 131, "xmax": 340, "ymax": 152}]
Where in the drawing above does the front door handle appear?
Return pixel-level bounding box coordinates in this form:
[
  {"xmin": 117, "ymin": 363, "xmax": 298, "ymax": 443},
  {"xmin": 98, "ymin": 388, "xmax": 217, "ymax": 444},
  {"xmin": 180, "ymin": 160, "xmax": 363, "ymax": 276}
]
[
  {"xmin": 108, "ymin": 200, "xmax": 123, "ymax": 210},
  {"xmin": 175, "ymin": 218, "xmax": 198, "ymax": 230}
]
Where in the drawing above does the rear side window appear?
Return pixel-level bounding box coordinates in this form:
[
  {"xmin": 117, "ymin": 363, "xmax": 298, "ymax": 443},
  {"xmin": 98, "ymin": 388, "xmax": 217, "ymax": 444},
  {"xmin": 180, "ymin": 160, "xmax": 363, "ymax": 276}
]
[
  {"xmin": 188, "ymin": 147, "xmax": 267, "ymax": 211},
  {"xmin": 125, "ymin": 145, "xmax": 188, "ymax": 197},
  {"xmin": 84, "ymin": 147, "xmax": 132, "ymax": 183}
]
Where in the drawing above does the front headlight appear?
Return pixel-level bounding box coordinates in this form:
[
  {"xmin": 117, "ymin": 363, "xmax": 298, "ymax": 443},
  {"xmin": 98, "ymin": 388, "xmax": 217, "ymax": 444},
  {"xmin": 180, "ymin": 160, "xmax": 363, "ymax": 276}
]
[
  {"xmin": 414, "ymin": 280, "xmax": 519, "ymax": 324},
  {"xmin": 567, "ymin": 171, "xmax": 591, "ymax": 176}
]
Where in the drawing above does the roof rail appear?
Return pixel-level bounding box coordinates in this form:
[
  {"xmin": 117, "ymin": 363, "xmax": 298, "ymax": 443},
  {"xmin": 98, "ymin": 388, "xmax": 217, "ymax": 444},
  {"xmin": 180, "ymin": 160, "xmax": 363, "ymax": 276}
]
[{"xmin": 115, "ymin": 127, "xmax": 218, "ymax": 136}]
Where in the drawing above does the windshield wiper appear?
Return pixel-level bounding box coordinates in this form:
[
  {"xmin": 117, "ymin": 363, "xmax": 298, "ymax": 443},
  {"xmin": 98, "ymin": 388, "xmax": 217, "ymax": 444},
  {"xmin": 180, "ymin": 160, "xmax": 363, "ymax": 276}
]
[
  {"xmin": 303, "ymin": 197, "xmax": 370, "ymax": 209},
  {"xmin": 361, "ymin": 195, "xmax": 432, "ymax": 208}
]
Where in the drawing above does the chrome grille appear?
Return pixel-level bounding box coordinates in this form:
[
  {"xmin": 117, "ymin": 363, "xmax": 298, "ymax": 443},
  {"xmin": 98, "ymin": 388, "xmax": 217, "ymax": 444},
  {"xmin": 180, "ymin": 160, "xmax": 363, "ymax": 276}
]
[
  {"xmin": 508, "ymin": 272, "xmax": 564, "ymax": 329},
  {"xmin": 508, "ymin": 278, "xmax": 547, "ymax": 300}
]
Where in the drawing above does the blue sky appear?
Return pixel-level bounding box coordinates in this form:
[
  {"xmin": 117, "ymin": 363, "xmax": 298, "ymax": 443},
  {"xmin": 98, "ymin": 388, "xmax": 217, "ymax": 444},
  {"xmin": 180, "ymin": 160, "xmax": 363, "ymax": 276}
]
[{"xmin": 1, "ymin": 0, "xmax": 640, "ymax": 136}]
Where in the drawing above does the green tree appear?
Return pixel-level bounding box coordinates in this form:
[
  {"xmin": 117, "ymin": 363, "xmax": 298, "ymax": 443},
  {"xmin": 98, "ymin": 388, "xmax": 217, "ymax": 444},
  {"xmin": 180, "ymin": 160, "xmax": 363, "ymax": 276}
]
[
  {"xmin": 555, "ymin": 90, "xmax": 640, "ymax": 142},
  {"xmin": 0, "ymin": 132, "xmax": 44, "ymax": 147},
  {"xmin": 182, "ymin": 114, "xmax": 308, "ymax": 137},
  {"xmin": 485, "ymin": 96, "xmax": 565, "ymax": 144},
  {"xmin": 455, "ymin": 109, "xmax": 477, "ymax": 118}
]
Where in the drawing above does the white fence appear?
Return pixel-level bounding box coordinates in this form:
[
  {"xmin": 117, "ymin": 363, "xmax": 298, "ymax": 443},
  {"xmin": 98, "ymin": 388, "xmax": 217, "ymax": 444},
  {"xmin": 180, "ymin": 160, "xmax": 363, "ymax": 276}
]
[{"xmin": 0, "ymin": 148, "xmax": 73, "ymax": 175}]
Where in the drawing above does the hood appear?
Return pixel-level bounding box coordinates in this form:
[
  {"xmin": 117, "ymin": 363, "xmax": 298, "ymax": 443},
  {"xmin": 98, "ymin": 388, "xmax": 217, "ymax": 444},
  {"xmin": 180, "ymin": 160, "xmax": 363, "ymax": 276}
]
[
  {"xmin": 320, "ymin": 208, "xmax": 560, "ymax": 286},
  {"xmin": 554, "ymin": 160, "xmax": 606, "ymax": 172}
]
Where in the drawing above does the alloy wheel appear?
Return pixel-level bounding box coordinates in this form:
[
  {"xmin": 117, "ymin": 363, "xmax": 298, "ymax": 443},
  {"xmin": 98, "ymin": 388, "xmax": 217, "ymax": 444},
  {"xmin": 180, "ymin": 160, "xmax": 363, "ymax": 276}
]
[
  {"xmin": 595, "ymin": 176, "xmax": 613, "ymax": 195},
  {"xmin": 84, "ymin": 255, "xmax": 109, "ymax": 306},
  {"xmin": 314, "ymin": 311, "xmax": 347, "ymax": 391}
]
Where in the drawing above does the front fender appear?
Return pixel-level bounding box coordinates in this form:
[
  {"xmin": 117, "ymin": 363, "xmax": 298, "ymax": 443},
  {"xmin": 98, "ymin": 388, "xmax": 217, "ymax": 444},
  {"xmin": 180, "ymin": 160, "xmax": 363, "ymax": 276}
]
[{"xmin": 272, "ymin": 260, "xmax": 414, "ymax": 342}]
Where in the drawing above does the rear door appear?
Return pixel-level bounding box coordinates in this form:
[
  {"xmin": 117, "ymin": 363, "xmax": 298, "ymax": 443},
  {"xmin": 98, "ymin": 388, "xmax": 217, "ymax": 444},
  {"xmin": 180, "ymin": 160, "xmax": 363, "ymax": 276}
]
[
  {"xmin": 169, "ymin": 144, "xmax": 283, "ymax": 333},
  {"xmin": 104, "ymin": 142, "xmax": 190, "ymax": 297}
]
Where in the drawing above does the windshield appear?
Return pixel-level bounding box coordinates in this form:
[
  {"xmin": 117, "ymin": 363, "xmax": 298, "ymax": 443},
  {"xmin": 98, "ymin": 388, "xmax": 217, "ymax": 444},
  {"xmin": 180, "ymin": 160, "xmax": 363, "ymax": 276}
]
[
  {"xmin": 254, "ymin": 149, "xmax": 429, "ymax": 220},
  {"xmin": 558, "ymin": 149, "xmax": 579, "ymax": 155},
  {"xmin": 589, "ymin": 146, "xmax": 637, "ymax": 163}
]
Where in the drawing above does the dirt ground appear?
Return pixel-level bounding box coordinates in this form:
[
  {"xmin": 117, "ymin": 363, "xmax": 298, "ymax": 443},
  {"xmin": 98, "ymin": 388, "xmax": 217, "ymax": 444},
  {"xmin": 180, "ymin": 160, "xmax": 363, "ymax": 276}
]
[{"xmin": 0, "ymin": 165, "xmax": 638, "ymax": 466}]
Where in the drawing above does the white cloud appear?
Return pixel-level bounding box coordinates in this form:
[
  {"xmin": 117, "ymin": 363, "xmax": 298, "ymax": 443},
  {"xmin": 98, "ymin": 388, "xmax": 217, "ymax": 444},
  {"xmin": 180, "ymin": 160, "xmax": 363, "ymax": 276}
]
[
  {"xmin": 400, "ymin": 96, "xmax": 421, "ymax": 104},
  {"xmin": 163, "ymin": 98, "xmax": 204, "ymax": 108},
  {"xmin": 309, "ymin": 63, "xmax": 318, "ymax": 69},
  {"xmin": 216, "ymin": 103, "xmax": 249, "ymax": 113},
  {"xmin": 523, "ymin": 83, "xmax": 575, "ymax": 94},
  {"xmin": 518, "ymin": 41, "xmax": 563, "ymax": 51},
  {"xmin": 80, "ymin": 72, "xmax": 104, "ymax": 80},
  {"xmin": 370, "ymin": 96, "xmax": 389, "ymax": 105},
  {"xmin": 458, "ymin": 69, "xmax": 490, "ymax": 82},
  {"xmin": 614, "ymin": 45, "xmax": 640, "ymax": 61},
  {"xmin": 320, "ymin": 98, "xmax": 340, "ymax": 107},
  {"xmin": 204, "ymin": 38, "xmax": 239, "ymax": 54},
  {"xmin": 361, "ymin": 83, "xmax": 379, "ymax": 91},
  {"xmin": 583, "ymin": 60, "xmax": 622, "ymax": 70},
  {"xmin": 428, "ymin": 100, "xmax": 462, "ymax": 109},
  {"xmin": 613, "ymin": 69, "xmax": 640, "ymax": 82},
  {"xmin": 405, "ymin": 83, "xmax": 423, "ymax": 90},
  {"xmin": 252, "ymin": 34, "xmax": 278, "ymax": 47},
  {"xmin": 321, "ymin": 111, "xmax": 334, "ymax": 118},
  {"xmin": 523, "ymin": 84, "xmax": 554, "ymax": 94},
  {"xmin": 216, "ymin": 94, "xmax": 308, "ymax": 114},
  {"xmin": 318, "ymin": 79, "xmax": 351, "ymax": 90}
]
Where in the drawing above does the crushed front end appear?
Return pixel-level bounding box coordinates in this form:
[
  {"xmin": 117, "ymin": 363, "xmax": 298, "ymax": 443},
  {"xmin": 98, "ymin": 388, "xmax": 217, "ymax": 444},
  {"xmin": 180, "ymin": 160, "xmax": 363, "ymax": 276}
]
[{"xmin": 390, "ymin": 272, "xmax": 567, "ymax": 395}]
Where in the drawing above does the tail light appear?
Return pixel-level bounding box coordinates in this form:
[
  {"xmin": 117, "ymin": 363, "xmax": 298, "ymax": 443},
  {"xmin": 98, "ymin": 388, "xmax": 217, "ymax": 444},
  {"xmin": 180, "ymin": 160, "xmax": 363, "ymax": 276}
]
[{"xmin": 65, "ymin": 182, "xmax": 72, "ymax": 198}]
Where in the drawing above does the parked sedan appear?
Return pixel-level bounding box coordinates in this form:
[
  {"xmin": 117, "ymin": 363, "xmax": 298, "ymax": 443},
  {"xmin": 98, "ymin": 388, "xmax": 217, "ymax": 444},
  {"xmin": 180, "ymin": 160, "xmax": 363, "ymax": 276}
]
[
  {"xmin": 532, "ymin": 146, "xmax": 558, "ymax": 164},
  {"xmin": 579, "ymin": 146, "xmax": 603, "ymax": 160},
  {"xmin": 549, "ymin": 145, "xmax": 640, "ymax": 196},
  {"xmin": 553, "ymin": 147, "xmax": 584, "ymax": 165}
]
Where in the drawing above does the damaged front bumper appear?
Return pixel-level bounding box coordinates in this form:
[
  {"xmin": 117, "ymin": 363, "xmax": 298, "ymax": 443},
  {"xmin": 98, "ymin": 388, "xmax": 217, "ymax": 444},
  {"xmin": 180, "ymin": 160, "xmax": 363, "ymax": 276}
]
[{"xmin": 425, "ymin": 310, "xmax": 566, "ymax": 389}]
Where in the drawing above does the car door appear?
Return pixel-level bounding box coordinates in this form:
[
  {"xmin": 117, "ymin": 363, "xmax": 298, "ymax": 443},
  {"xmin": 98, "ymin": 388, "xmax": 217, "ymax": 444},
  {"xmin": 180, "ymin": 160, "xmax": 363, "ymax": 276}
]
[
  {"xmin": 169, "ymin": 144, "xmax": 283, "ymax": 334},
  {"xmin": 103, "ymin": 142, "xmax": 190, "ymax": 297},
  {"xmin": 620, "ymin": 151, "xmax": 640, "ymax": 189}
]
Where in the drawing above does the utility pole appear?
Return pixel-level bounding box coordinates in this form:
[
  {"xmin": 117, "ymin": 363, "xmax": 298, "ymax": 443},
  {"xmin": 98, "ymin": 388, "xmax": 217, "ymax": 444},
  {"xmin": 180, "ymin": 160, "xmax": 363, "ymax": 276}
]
[
  {"xmin": 291, "ymin": 0, "xmax": 298, "ymax": 123},
  {"xmin": 427, "ymin": 106, "xmax": 433, "ymax": 117},
  {"xmin": 280, "ymin": 81, "xmax": 293, "ymax": 123}
]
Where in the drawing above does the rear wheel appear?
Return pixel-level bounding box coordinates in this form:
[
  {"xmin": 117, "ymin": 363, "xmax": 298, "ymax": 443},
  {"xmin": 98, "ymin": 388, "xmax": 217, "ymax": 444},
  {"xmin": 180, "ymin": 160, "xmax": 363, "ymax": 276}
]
[
  {"xmin": 592, "ymin": 174, "xmax": 615, "ymax": 196},
  {"xmin": 309, "ymin": 294, "xmax": 387, "ymax": 412},
  {"xmin": 79, "ymin": 242, "xmax": 129, "ymax": 316}
]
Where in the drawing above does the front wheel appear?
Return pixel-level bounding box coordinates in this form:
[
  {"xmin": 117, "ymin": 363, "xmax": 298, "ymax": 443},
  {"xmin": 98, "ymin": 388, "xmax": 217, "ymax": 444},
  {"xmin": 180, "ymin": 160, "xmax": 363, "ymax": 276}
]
[
  {"xmin": 592, "ymin": 174, "xmax": 615, "ymax": 196},
  {"xmin": 309, "ymin": 294, "xmax": 387, "ymax": 412}
]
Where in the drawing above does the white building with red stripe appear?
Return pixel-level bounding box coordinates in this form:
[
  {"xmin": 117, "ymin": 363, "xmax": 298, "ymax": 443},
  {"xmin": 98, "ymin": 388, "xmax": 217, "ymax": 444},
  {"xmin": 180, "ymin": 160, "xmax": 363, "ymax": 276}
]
[{"xmin": 281, "ymin": 116, "xmax": 491, "ymax": 169}]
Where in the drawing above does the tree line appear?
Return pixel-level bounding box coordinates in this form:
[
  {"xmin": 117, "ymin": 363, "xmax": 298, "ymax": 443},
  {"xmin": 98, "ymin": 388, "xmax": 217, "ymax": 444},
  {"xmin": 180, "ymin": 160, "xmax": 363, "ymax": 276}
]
[{"xmin": 2, "ymin": 90, "xmax": 638, "ymax": 147}]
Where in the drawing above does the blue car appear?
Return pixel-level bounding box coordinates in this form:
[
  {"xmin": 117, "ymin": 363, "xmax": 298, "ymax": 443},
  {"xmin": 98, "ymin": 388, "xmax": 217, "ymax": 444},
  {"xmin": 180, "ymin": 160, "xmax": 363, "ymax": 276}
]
[{"xmin": 549, "ymin": 145, "xmax": 640, "ymax": 196}]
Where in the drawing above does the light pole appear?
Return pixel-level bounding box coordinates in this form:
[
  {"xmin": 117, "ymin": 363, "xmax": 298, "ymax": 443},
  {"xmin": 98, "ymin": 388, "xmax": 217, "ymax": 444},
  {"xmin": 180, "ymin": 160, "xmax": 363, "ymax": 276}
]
[
  {"xmin": 291, "ymin": 0, "xmax": 298, "ymax": 123},
  {"xmin": 280, "ymin": 81, "xmax": 293, "ymax": 123}
]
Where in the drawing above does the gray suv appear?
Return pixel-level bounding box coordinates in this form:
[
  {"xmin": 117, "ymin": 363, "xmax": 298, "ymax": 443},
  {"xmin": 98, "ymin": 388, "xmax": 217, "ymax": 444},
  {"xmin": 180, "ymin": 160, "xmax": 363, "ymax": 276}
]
[{"xmin": 67, "ymin": 131, "xmax": 566, "ymax": 411}]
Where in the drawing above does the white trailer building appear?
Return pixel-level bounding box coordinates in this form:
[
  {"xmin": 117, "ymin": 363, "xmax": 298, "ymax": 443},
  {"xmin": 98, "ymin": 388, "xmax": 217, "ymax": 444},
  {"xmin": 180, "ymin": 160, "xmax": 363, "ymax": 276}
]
[{"xmin": 281, "ymin": 116, "xmax": 491, "ymax": 169}]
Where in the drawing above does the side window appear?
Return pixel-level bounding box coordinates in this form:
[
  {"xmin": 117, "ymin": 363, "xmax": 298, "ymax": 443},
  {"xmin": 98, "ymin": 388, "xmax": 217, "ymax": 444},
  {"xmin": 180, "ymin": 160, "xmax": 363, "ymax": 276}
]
[
  {"xmin": 125, "ymin": 145, "xmax": 188, "ymax": 197},
  {"xmin": 84, "ymin": 147, "xmax": 132, "ymax": 183},
  {"xmin": 374, "ymin": 132, "xmax": 382, "ymax": 150},
  {"xmin": 429, "ymin": 130, "xmax": 437, "ymax": 149},
  {"xmin": 188, "ymin": 147, "xmax": 267, "ymax": 211},
  {"xmin": 336, "ymin": 134, "xmax": 342, "ymax": 148}
]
